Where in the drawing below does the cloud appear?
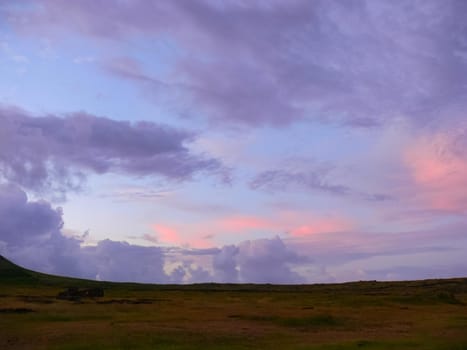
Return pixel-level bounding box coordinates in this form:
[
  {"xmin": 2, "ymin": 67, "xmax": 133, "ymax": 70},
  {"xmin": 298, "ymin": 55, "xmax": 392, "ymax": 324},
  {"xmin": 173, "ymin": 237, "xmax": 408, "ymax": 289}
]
[
  {"xmin": 212, "ymin": 237, "xmax": 306, "ymax": 284},
  {"xmin": 100, "ymin": 186, "xmax": 169, "ymax": 202},
  {"xmin": 84, "ymin": 240, "xmax": 167, "ymax": 283},
  {"xmin": 146, "ymin": 211, "xmax": 353, "ymax": 250},
  {"xmin": 218, "ymin": 216, "xmax": 273, "ymax": 232},
  {"xmin": 0, "ymin": 185, "xmax": 304, "ymax": 283},
  {"xmin": 250, "ymin": 167, "xmax": 392, "ymax": 202},
  {"xmin": 0, "ymin": 185, "xmax": 307, "ymax": 283},
  {"xmin": 0, "ymin": 184, "xmax": 169, "ymax": 282},
  {"xmin": 0, "ymin": 183, "xmax": 63, "ymax": 247},
  {"xmin": 1, "ymin": 184, "xmax": 466, "ymax": 283},
  {"xmin": 4, "ymin": 1, "xmax": 467, "ymax": 127},
  {"xmin": 212, "ymin": 245, "xmax": 239, "ymax": 282},
  {"xmin": 0, "ymin": 105, "xmax": 223, "ymax": 197},
  {"xmin": 236, "ymin": 237, "xmax": 306, "ymax": 283},
  {"xmin": 288, "ymin": 219, "xmax": 352, "ymax": 237},
  {"xmin": 250, "ymin": 168, "xmax": 349, "ymax": 195},
  {"xmin": 174, "ymin": 225, "xmax": 467, "ymax": 283},
  {"xmin": 215, "ymin": 213, "xmax": 352, "ymax": 238},
  {"xmin": 287, "ymin": 226, "xmax": 467, "ymax": 267},
  {"xmin": 405, "ymin": 130, "xmax": 467, "ymax": 213},
  {"xmin": 0, "ymin": 183, "xmax": 83, "ymax": 276},
  {"xmin": 151, "ymin": 224, "xmax": 182, "ymax": 245}
]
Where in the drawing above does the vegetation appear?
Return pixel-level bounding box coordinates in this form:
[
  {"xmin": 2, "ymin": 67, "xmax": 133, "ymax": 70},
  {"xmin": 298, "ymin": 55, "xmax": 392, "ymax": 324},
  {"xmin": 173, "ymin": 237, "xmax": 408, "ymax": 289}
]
[{"xmin": 1, "ymin": 255, "xmax": 467, "ymax": 349}]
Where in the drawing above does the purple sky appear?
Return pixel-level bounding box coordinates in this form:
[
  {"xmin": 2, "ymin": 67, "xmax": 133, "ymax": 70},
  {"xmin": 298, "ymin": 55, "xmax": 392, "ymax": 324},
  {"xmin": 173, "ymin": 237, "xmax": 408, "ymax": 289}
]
[{"xmin": 1, "ymin": 0, "xmax": 467, "ymax": 283}]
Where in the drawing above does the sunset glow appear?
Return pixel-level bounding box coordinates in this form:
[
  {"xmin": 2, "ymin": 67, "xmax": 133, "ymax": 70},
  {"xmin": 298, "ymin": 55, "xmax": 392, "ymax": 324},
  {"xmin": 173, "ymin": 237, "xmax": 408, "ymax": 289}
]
[{"xmin": 1, "ymin": 0, "xmax": 466, "ymax": 283}]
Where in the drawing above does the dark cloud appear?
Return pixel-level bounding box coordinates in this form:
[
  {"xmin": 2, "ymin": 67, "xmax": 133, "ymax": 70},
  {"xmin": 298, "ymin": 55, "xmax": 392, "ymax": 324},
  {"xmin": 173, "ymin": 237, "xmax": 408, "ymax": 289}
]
[
  {"xmin": 250, "ymin": 168, "xmax": 392, "ymax": 201},
  {"xmin": 180, "ymin": 247, "xmax": 221, "ymax": 256},
  {"xmin": 0, "ymin": 183, "xmax": 82, "ymax": 276},
  {"xmin": 0, "ymin": 105, "xmax": 223, "ymax": 196},
  {"xmin": 212, "ymin": 237, "xmax": 306, "ymax": 284},
  {"xmin": 0, "ymin": 185, "xmax": 169, "ymax": 282},
  {"xmin": 362, "ymin": 193, "xmax": 393, "ymax": 202},
  {"xmin": 250, "ymin": 169, "xmax": 349, "ymax": 195},
  {"xmin": 4, "ymin": 1, "xmax": 467, "ymax": 127},
  {"xmin": 83, "ymin": 240, "xmax": 168, "ymax": 283},
  {"xmin": 182, "ymin": 262, "xmax": 213, "ymax": 283},
  {"xmin": 0, "ymin": 183, "xmax": 63, "ymax": 247},
  {"xmin": 236, "ymin": 237, "xmax": 306, "ymax": 284},
  {"xmin": 0, "ymin": 185, "xmax": 304, "ymax": 284},
  {"xmin": 212, "ymin": 245, "xmax": 239, "ymax": 283},
  {"xmin": 169, "ymin": 237, "xmax": 308, "ymax": 283}
]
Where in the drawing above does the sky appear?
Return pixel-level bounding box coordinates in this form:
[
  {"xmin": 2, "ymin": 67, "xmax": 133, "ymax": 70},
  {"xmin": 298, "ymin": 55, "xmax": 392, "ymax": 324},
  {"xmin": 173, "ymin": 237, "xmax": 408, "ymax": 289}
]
[{"xmin": 1, "ymin": 0, "xmax": 467, "ymax": 284}]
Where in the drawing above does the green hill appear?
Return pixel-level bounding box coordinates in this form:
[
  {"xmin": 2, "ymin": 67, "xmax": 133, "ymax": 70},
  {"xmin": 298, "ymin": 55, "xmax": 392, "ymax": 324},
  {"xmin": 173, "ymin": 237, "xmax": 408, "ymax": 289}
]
[
  {"xmin": 0, "ymin": 255, "xmax": 103, "ymax": 287},
  {"xmin": 0, "ymin": 255, "xmax": 33, "ymax": 281}
]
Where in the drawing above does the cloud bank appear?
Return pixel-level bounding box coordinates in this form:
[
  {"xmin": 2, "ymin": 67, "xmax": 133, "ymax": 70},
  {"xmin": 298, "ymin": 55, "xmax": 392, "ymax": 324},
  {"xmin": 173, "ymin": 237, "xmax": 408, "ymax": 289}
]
[
  {"xmin": 0, "ymin": 184, "xmax": 306, "ymax": 283},
  {"xmin": 1, "ymin": 184, "xmax": 466, "ymax": 283},
  {"xmin": 0, "ymin": 106, "xmax": 223, "ymax": 197},
  {"xmin": 4, "ymin": 0, "xmax": 467, "ymax": 127}
]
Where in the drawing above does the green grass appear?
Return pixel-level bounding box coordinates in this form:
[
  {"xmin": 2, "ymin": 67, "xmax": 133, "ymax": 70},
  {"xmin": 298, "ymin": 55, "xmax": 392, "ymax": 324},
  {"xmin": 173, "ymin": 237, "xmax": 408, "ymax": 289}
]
[{"xmin": 1, "ymin": 255, "xmax": 467, "ymax": 349}]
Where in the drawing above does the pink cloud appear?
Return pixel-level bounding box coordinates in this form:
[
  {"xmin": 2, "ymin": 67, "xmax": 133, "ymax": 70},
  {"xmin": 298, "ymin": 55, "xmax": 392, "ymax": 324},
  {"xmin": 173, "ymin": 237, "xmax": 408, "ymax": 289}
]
[
  {"xmin": 152, "ymin": 224, "xmax": 182, "ymax": 245},
  {"xmin": 148, "ymin": 216, "xmax": 276, "ymax": 249},
  {"xmin": 218, "ymin": 216, "xmax": 274, "ymax": 232},
  {"xmin": 289, "ymin": 218, "xmax": 352, "ymax": 237},
  {"xmin": 149, "ymin": 223, "xmax": 215, "ymax": 249},
  {"xmin": 149, "ymin": 212, "xmax": 353, "ymax": 249},
  {"xmin": 214, "ymin": 213, "xmax": 352, "ymax": 238},
  {"xmin": 405, "ymin": 132, "xmax": 467, "ymax": 212}
]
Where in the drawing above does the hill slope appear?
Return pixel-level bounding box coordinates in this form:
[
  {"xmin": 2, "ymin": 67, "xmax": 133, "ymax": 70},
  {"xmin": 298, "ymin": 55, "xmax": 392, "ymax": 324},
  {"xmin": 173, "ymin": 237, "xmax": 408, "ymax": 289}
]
[
  {"xmin": 0, "ymin": 255, "xmax": 104, "ymax": 287},
  {"xmin": 0, "ymin": 255, "xmax": 33, "ymax": 281}
]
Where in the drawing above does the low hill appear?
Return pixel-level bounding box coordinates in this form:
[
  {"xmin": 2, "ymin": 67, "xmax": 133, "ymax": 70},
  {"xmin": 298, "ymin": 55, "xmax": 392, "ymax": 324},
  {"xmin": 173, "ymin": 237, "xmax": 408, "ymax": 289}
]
[
  {"xmin": 1, "ymin": 254, "xmax": 467, "ymax": 297},
  {"xmin": 0, "ymin": 254, "xmax": 34, "ymax": 282},
  {"xmin": 0, "ymin": 255, "xmax": 104, "ymax": 287}
]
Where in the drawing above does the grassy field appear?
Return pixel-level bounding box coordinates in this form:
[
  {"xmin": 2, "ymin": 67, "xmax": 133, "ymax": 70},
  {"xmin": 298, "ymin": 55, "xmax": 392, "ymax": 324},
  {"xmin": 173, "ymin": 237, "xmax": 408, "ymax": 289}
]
[{"xmin": 1, "ymin": 255, "xmax": 467, "ymax": 349}]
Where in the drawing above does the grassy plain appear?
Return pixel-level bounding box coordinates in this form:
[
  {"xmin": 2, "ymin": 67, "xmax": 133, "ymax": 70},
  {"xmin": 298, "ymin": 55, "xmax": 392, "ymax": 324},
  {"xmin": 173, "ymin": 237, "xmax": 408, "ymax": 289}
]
[{"xmin": 1, "ymin": 255, "xmax": 467, "ymax": 349}]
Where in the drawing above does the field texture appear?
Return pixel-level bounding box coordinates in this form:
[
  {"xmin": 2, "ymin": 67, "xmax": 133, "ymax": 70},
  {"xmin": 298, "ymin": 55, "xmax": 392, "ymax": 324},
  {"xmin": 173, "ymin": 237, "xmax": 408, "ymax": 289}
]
[{"xmin": 1, "ymin": 255, "xmax": 467, "ymax": 349}]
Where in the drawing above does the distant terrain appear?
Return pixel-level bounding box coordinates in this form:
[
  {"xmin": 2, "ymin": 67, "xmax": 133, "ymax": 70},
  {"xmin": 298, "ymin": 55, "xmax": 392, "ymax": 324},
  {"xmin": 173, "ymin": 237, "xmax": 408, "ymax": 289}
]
[{"xmin": 1, "ymin": 255, "xmax": 467, "ymax": 349}]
